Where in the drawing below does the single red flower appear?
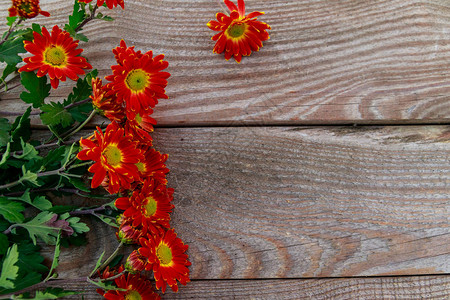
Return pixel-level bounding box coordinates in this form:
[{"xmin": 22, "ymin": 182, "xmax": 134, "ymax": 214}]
[
  {"xmin": 115, "ymin": 179, "xmax": 173, "ymax": 237},
  {"xmin": 207, "ymin": 0, "xmax": 271, "ymax": 63},
  {"xmin": 78, "ymin": 0, "xmax": 124, "ymax": 9},
  {"xmin": 99, "ymin": 272, "xmax": 161, "ymax": 300},
  {"xmin": 91, "ymin": 78, "xmax": 125, "ymax": 123},
  {"xmin": 105, "ymin": 40, "xmax": 170, "ymax": 112},
  {"xmin": 8, "ymin": 0, "xmax": 50, "ymax": 19},
  {"xmin": 19, "ymin": 25, "xmax": 92, "ymax": 89},
  {"xmin": 116, "ymin": 216, "xmax": 146, "ymax": 244},
  {"xmin": 77, "ymin": 122, "xmax": 143, "ymax": 194},
  {"xmin": 139, "ymin": 229, "xmax": 191, "ymax": 293},
  {"xmin": 135, "ymin": 146, "xmax": 169, "ymax": 185},
  {"xmin": 124, "ymin": 107, "xmax": 156, "ymax": 143},
  {"xmin": 125, "ymin": 250, "xmax": 147, "ymax": 273}
]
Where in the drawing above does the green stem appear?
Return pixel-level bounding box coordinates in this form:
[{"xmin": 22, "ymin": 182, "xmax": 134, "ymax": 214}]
[
  {"xmin": 0, "ymin": 179, "xmax": 23, "ymax": 190},
  {"xmin": 63, "ymin": 110, "xmax": 96, "ymax": 140},
  {"xmin": 89, "ymin": 241, "xmax": 124, "ymax": 278},
  {"xmin": 67, "ymin": 161, "xmax": 93, "ymax": 170},
  {"xmin": 0, "ymin": 18, "xmax": 23, "ymax": 47}
]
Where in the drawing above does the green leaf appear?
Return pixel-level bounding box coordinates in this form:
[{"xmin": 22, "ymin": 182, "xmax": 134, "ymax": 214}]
[
  {"xmin": 40, "ymin": 102, "xmax": 73, "ymax": 128},
  {"xmin": 68, "ymin": 178, "xmax": 90, "ymax": 192},
  {"xmin": 85, "ymin": 69, "xmax": 98, "ymax": 86},
  {"xmin": 67, "ymin": 0, "xmax": 85, "ymax": 29},
  {"xmin": 21, "ymin": 166, "xmax": 40, "ymax": 187},
  {"xmin": 0, "ymin": 36, "xmax": 25, "ymax": 65},
  {"xmin": 39, "ymin": 146, "xmax": 66, "ymax": 170},
  {"xmin": 94, "ymin": 250, "xmax": 106, "ymax": 271},
  {"xmin": 60, "ymin": 214, "xmax": 90, "ymax": 235},
  {"xmin": 15, "ymin": 241, "xmax": 48, "ymax": 273},
  {"xmin": 94, "ymin": 214, "xmax": 118, "ymax": 228},
  {"xmin": 13, "ymin": 139, "xmax": 39, "ymax": 160},
  {"xmin": 16, "ymin": 288, "xmax": 81, "ymax": 299},
  {"xmin": 101, "ymin": 15, "xmax": 114, "ymax": 21},
  {"xmin": 15, "ymin": 191, "xmax": 52, "ymax": 211},
  {"xmin": 0, "ymin": 244, "xmax": 19, "ymax": 289},
  {"xmin": 31, "ymin": 23, "xmax": 41, "ymax": 34},
  {"xmin": 14, "ymin": 212, "xmax": 59, "ymax": 245},
  {"xmin": 6, "ymin": 17, "xmax": 17, "ymax": 27},
  {"xmin": 0, "ymin": 233, "xmax": 8, "ymax": 255},
  {"xmin": 2, "ymin": 64, "xmax": 16, "ymax": 81},
  {"xmin": 0, "ymin": 143, "xmax": 10, "ymax": 169},
  {"xmin": 20, "ymin": 72, "xmax": 51, "ymax": 109},
  {"xmin": 0, "ymin": 197, "xmax": 24, "ymax": 223},
  {"xmin": 11, "ymin": 107, "xmax": 31, "ymax": 144},
  {"xmin": 0, "ymin": 118, "xmax": 11, "ymax": 147},
  {"xmin": 44, "ymin": 232, "xmax": 61, "ymax": 282}
]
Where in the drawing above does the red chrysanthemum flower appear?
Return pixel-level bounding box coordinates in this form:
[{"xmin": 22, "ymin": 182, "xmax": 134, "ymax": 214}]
[
  {"xmin": 77, "ymin": 122, "xmax": 143, "ymax": 194},
  {"xmin": 115, "ymin": 179, "xmax": 174, "ymax": 237},
  {"xmin": 105, "ymin": 40, "xmax": 170, "ymax": 112},
  {"xmin": 139, "ymin": 229, "xmax": 191, "ymax": 293},
  {"xmin": 78, "ymin": 0, "xmax": 124, "ymax": 10},
  {"xmin": 98, "ymin": 272, "xmax": 161, "ymax": 300},
  {"xmin": 8, "ymin": 0, "xmax": 50, "ymax": 19},
  {"xmin": 19, "ymin": 25, "xmax": 92, "ymax": 89},
  {"xmin": 124, "ymin": 107, "xmax": 156, "ymax": 143},
  {"xmin": 91, "ymin": 78, "xmax": 125, "ymax": 123},
  {"xmin": 116, "ymin": 216, "xmax": 145, "ymax": 244},
  {"xmin": 125, "ymin": 250, "xmax": 147, "ymax": 273},
  {"xmin": 135, "ymin": 146, "xmax": 169, "ymax": 185},
  {"xmin": 207, "ymin": 0, "xmax": 271, "ymax": 63}
]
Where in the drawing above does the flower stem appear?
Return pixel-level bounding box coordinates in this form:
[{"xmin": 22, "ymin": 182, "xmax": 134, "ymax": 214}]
[
  {"xmin": 63, "ymin": 110, "xmax": 96, "ymax": 140},
  {"xmin": 75, "ymin": 4, "xmax": 98, "ymax": 32},
  {"xmin": 0, "ymin": 18, "xmax": 23, "ymax": 47},
  {"xmin": 89, "ymin": 241, "xmax": 124, "ymax": 278}
]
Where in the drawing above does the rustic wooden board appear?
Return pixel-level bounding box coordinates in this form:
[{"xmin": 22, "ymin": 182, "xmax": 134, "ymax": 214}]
[
  {"xmin": 1, "ymin": 0, "xmax": 450, "ymax": 125},
  {"xmin": 36, "ymin": 126, "xmax": 450, "ymax": 280},
  {"xmin": 44, "ymin": 276, "xmax": 450, "ymax": 299}
]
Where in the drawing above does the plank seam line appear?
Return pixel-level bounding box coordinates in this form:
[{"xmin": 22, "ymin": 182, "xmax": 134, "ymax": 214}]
[{"xmin": 187, "ymin": 273, "xmax": 450, "ymax": 282}]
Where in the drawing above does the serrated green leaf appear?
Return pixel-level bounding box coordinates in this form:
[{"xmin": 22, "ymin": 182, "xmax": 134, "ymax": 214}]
[
  {"xmin": 11, "ymin": 107, "xmax": 31, "ymax": 144},
  {"xmin": 0, "ymin": 233, "xmax": 8, "ymax": 255},
  {"xmin": 67, "ymin": 0, "xmax": 85, "ymax": 29},
  {"xmin": 65, "ymin": 216, "xmax": 89, "ymax": 235},
  {"xmin": 40, "ymin": 102, "xmax": 73, "ymax": 128},
  {"xmin": 13, "ymin": 139, "xmax": 39, "ymax": 160},
  {"xmin": 15, "ymin": 191, "xmax": 52, "ymax": 211},
  {"xmin": 44, "ymin": 232, "xmax": 61, "ymax": 282},
  {"xmin": 1, "ymin": 271, "xmax": 41, "ymax": 296},
  {"xmin": 15, "ymin": 240, "xmax": 48, "ymax": 273},
  {"xmin": 0, "ymin": 197, "xmax": 24, "ymax": 223},
  {"xmin": 0, "ymin": 118, "xmax": 11, "ymax": 147},
  {"xmin": 0, "ymin": 244, "xmax": 19, "ymax": 289},
  {"xmin": 20, "ymin": 72, "xmax": 51, "ymax": 108},
  {"xmin": 39, "ymin": 147, "xmax": 66, "ymax": 169},
  {"xmin": 0, "ymin": 36, "xmax": 25, "ymax": 65},
  {"xmin": 6, "ymin": 17, "xmax": 17, "ymax": 27},
  {"xmin": 15, "ymin": 212, "xmax": 58, "ymax": 245}
]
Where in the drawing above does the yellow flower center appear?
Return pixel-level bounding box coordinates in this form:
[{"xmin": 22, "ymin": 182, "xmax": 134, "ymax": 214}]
[
  {"xmin": 125, "ymin": 290, "xmax": 142, "ymax": 300},
  {"xmin": 19, "ymin": 3, "xmax": 33, "ymax": 13},
  {"xmin": 135, "ymin": 162, "xmax": 146, "ymax": 173},
  {"xmin": 144, "ymin": 196, "xmax": 157, "ymax": 217},
  {"xmin": 44, "ymin": 46, "xmax": 67, "ymax": 67},
  {"xmin": 135, "ymin": 113, "xmax": 143, "ymax": 124},
  {"xmin": 157, "ymin": 243, "xmax": 173, "ymax": 266},
  {"xmin": 227, "ymin": 23, "xmax": 246, "ymax": 38},
  {"xmin": 125, "ymin": 69, "xmax": 148, "ymax": 92},
  {"xmin": 103, "ymin": 144, "xmax": 122, "ymax": 167}
]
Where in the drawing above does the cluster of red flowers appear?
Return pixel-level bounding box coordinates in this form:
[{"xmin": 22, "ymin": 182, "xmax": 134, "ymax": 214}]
[{"xmin": 76, "ymin": 40, "xmax": 191, "ymax": 297}]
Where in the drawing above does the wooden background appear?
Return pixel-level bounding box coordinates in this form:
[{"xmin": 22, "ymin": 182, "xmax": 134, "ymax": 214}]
[{"xmin": 1, "ymin": 0, "xmax": 449, "ymax": 299}]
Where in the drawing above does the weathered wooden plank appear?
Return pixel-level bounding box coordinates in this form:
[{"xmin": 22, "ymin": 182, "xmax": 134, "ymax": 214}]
[
  {"xmin": 1, "ymin": 0, "xmax": 450, "ymax": 125},
  {"xmin": 37, "ymin": 126, "xmax": 450, "ymax": 279},
  {"xmin": 44, "ymin": 276, "xmax": 450, "ymax": 299}
]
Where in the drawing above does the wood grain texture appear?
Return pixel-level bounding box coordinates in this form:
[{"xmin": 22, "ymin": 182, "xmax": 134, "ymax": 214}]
[
  {"xmin": 41, "ymin": 276, "xmax": 450, "ymax": 299},
  {"xmin": 1, "ymin": 0, "xmax": 450, "ymax": 125},
  {"xmin": 36, "ymin": 125, "xmax": 450, "ymax": 280}
]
